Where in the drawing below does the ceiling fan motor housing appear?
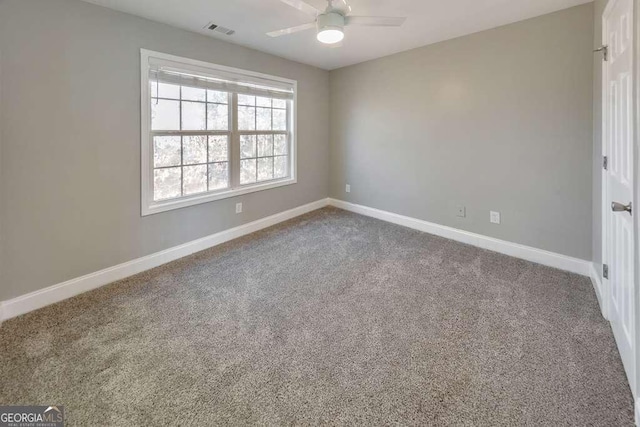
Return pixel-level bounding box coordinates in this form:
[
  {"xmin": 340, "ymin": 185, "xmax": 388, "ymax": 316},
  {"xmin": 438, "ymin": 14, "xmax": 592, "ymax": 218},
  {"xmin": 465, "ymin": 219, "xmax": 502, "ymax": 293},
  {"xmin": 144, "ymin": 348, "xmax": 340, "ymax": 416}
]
[{"xmin": 317, "ymin": 12, "xmax": 345, "ymax": 32}]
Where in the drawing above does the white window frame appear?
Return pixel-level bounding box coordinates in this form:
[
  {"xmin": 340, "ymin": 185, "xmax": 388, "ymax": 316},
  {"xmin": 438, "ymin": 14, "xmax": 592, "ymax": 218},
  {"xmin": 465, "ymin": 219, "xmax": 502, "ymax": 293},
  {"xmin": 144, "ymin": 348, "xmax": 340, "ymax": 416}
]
[{"xmin": 140, "ymin": 49, "xmax": 297, "ymax": 216}]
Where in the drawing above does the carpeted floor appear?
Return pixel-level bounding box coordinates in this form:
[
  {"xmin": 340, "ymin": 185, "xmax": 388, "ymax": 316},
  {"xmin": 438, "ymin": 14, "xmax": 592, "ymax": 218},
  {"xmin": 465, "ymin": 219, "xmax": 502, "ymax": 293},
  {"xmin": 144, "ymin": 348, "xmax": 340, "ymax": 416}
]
[{"xmin": 0, "ymin": 207, "xmax": 634, "ymax": 425}]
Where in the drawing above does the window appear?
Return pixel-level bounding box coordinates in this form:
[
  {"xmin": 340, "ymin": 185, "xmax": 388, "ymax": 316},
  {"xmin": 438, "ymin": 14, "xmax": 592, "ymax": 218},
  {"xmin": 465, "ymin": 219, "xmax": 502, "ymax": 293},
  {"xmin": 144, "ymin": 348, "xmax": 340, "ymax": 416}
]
[{"xmin": 141, "ymin": 50, "xmax": 296, "ymax": 215}]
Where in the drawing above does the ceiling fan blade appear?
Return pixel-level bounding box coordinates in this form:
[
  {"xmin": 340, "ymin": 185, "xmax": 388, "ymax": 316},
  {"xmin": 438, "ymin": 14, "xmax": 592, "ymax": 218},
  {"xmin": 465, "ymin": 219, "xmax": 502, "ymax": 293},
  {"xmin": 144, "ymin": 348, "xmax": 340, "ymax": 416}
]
[
  {"xmin": 267, "ymin": 22, "xmax": 316, "ymax": 37},
  {"xmin": 279, "ymin": 0, "xmax": 321, "ymax": 17},
  {"xmin": 345, "ymin": 16, "xmax": 406, "ymax": 27}
]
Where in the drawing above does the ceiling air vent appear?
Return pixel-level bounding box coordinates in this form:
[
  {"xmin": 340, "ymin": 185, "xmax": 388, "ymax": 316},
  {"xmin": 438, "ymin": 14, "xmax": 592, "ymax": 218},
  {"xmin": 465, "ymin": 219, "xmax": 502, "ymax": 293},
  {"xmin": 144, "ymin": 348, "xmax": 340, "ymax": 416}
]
[{"xmin": 204, "ymin": 22, "xmax": 235, "ymax": 36}]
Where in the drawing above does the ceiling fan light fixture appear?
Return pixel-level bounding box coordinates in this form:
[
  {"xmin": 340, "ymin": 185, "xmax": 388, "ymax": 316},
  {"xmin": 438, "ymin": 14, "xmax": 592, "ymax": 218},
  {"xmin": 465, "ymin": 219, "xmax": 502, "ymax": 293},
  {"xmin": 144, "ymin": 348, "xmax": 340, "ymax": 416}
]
[
  {"xmin": 267, "ymin": 0, "xmax": 406, "ymax": 48},
  {"xmin": 316, "ymin": 12, "xmax": 345, "ymax": 44},
  {"xmin": 317, "ymin": 27, "xmax": 344, "ymax": 44}
]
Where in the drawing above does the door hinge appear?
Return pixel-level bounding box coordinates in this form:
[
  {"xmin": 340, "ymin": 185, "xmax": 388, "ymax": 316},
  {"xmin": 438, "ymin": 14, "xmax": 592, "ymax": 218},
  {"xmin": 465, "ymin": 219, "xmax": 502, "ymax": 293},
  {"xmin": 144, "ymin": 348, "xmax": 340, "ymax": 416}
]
[
  {"xmin": 603, "ymin": 156, "xmax": 608, "ymax": 170},
  {"xmin": 594, "ymin": 45, "xmax": 608, "ymax": 61},
  {"xmin": 603, "ymin": 263, "xmax": 609, "ymax": 279}
]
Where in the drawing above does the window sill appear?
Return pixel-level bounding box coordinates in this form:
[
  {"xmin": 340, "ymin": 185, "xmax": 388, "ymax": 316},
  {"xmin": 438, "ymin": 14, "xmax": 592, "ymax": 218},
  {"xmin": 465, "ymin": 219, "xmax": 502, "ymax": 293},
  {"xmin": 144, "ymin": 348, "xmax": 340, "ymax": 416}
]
[{"xmin": 142, "ymin": 177, "xmax": 297, "ymax": 216}]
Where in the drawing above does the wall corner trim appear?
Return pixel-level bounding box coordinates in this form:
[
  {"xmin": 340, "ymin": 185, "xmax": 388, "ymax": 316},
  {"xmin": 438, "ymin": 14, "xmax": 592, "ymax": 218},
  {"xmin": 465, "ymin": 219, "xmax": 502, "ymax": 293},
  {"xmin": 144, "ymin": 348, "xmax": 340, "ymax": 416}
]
[
  {"xmin": 1, "ymin": 198, "xmax": 330, "ymax": 321},
  {"xmin": 328, "ymin": 198, "xmax": 591, "ymax": 277}
]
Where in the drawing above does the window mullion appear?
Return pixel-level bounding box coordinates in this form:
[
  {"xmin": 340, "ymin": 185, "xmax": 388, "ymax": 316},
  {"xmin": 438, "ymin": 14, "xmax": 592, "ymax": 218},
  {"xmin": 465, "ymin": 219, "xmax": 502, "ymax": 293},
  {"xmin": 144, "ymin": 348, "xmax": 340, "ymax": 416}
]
[
  {"xmin": 179, "ymin": 86, "xmax": 184, "ymax": 197},
  {"xmin": 270, "ymin": 104, "xmax": 274, "ymax": 178},
  {"xmin": 205, "ymin": 100, "xmax": 209, "ymax": 193},
  {"xmin": 230, "ymin": 92, "xmax": 240, "ymax": 189}
]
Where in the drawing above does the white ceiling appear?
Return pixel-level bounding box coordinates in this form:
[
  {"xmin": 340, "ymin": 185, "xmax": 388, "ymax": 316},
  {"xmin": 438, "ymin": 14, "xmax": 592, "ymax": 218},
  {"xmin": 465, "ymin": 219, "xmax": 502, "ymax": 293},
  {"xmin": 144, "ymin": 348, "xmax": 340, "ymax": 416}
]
[{"xmin": 82, "ymin": 0, "xmax": 592, "ymax": 70}]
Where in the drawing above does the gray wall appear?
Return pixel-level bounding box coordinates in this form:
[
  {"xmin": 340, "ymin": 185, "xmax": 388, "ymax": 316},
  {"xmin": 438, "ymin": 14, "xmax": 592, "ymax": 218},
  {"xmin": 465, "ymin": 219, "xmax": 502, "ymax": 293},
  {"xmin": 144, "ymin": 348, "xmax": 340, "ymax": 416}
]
[
  {"xmin": 0, "ymin": 0, "xmax": 330, "ymax": 300},
  {"xmin": 329, "ymin": 4, "xmax": 594, "ymax": 260},
  {"xmin": 592, "ymin": 0, "xmax": 608, "ymax": 281}
]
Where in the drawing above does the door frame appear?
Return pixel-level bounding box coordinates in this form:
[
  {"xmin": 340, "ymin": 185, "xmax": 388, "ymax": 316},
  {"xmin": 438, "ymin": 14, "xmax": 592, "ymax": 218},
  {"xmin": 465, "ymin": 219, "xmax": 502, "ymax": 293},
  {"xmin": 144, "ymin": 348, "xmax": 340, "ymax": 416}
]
[
  {"xmin": 636, "ymin": 0, "xmax": 640, "ymax": 420},
  {"xmin": 635, "ymin": 0, "xmax": 640, "ymax": 421},
  {"xmin": 601, "ymin": 0, "xmax": 639, "ymax": 417},
  {"xmin": 601, "ymin": 0, "xmax": 612, "ymax": 323}
]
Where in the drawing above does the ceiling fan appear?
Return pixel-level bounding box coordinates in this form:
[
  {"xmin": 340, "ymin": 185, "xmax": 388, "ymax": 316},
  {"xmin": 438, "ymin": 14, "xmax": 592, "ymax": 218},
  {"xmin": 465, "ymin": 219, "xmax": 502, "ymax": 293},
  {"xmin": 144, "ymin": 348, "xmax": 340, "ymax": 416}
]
[{"xmin": 267, "ymin": 0, "xmax": 406, "ymax": 45}]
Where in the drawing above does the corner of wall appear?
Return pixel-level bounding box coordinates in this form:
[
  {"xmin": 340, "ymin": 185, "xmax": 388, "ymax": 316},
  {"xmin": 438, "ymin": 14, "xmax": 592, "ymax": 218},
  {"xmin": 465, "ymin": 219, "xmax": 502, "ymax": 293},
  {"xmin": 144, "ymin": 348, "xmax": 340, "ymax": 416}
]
[
  {"xmin": 0, "ymin": 1, "xmax": 8, "ymax": 305},
  {"xmin": 0, "ymin": 45, "xmax": 4, "ymax": 304}
]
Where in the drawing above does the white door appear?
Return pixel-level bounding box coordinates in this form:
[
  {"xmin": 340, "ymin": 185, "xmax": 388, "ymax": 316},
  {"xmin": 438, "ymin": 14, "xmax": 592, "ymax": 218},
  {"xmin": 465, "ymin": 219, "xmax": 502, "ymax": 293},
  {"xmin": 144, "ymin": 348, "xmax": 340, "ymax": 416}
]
[{"xmin": 603, "ymin": 0, "xmax": 636, "ymax": 395}]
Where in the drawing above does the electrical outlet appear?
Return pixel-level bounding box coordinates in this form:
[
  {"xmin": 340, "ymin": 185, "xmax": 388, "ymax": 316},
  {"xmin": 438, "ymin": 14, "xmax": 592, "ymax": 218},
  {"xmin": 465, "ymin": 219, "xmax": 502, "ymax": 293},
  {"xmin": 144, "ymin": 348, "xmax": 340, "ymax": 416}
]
[
  {"xmin": 235, "ymin": 202, "xmax": 243, "ymax": 214},
  {"xmin": 456, "ymin": 206, "xmax": 466, "ymax": 218},
  {"xmin": 490, "ymin": 211, "xmax": 501, "ymax": 224},
  {"xmin": 345, "ymin": 184, "xmax": 351, "ymax": 193}
]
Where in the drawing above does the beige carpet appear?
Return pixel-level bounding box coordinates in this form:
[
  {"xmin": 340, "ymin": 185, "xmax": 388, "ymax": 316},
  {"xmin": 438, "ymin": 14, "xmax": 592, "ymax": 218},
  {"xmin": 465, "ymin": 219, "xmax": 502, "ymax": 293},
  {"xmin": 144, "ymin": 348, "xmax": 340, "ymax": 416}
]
[{"xmin": 0, "ymin": 207, "xmax": 634, "ymax": 425}]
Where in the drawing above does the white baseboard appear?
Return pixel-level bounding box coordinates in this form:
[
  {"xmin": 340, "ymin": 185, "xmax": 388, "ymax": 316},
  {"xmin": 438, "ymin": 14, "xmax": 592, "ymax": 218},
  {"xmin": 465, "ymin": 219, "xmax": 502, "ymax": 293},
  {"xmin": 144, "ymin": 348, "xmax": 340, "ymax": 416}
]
[
  {"xmin": 328, "ymin": 198, "xmax": 591, "ymax": 277},
  {"xmin": 589, "ymin": 262, "xmax": 608, "ymax": 319},
  {"xmin": 1, "ymin": 198, "xmax": 330, "ymax": 321},
  {"xmin": 1, "ymin": 197, "xmax": 594, "ymax": 322}
]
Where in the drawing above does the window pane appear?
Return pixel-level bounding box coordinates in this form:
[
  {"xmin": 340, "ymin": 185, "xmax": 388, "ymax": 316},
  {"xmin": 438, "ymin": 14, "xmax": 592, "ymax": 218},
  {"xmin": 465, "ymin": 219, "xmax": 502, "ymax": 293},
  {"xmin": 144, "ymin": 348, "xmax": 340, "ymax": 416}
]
[
  {"xmin": 182, "ymin": 101, "xmax": 206, "ymax": 130},
  {"xmin": 154, "ymin": 167, "xmax": 181, "ymax": 200},
  {"xmin": 183, "ymin": 165, "xmax": 207, "ymax": 195},
  {"xmin": 238, "ymin": 94, "xmax": 255, "ymax": 106},
  {"xmin": 207, "ymin": 90, "xmax": 228, "ymax": 104},
  {"xmin": 183, "ymin": 135, "xmax": 207, "ymax": 165},
  {"xmin": 257, "ymin": 157, "xmax": 274, "ymax": 181},
  {"xmin": 257, "ymin": 134, "xmax": 273, "ymax": 157},
  {"xmin": 274, "ymin": 134, "xmax": 287, "ymax": 155},
  {"xmin": 256, "ymin": 96, "xmax": 271, "ymax": 107},
  {"xmin": 151, "ymin": 99, "xmax": 180, "ymax": 130},
  {"xmin": 273, "ymin": 98, "xmax": 287, "ymax": 109},
  {"xmin": 158, "ymin": 82, "xmax": 180, "ymax": 99},
  {"xmin": 273, "ymin": 108, "xmax": 287, "ymax": 130},
  {"xmin": 209, "ymin": 135, "xmax": 228, "ymax": 162},
  {"xmin": 238, "ymin": 106, "xmax": 255, "ymax": 130},
  {"xmin": 207, "ymin": 103, "xmax": 228, "ymax": 130},
  {"xmin": 208, "ymin": 162, "xmax": 229, "ymax": 190},
  {"xmin": 240, "ymin": 159, "xmax": 257, "ymax": 184},
  {"xmin": 153, "ymin": 136, "xmax": 181, "ymax": 168},
  {"xmin": 240, "ymin": 135, "xmax": 256, "ymax": 159},
  {"xmin": 181, "ymin": 86, "xmax": 206, "ymax": 101},
  {"xmin": 274, "ymin": 155, "xmax": 288, "ymax": 178},
  {"xmin": 256, "ymin": 107, "xmax": 272, "ymax": 131}
]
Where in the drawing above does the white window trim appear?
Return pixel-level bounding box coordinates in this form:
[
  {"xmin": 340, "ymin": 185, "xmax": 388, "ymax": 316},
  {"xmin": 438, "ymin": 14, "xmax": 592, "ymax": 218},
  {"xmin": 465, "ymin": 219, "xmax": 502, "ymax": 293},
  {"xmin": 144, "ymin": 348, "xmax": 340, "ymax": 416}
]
[{"xmin": 140, "ymin": 49, "xmax": 298, "ymax": 216}]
